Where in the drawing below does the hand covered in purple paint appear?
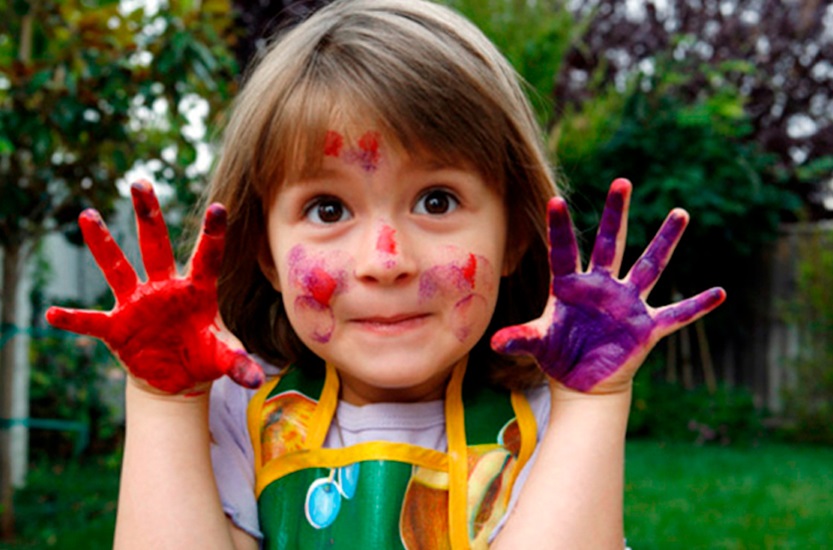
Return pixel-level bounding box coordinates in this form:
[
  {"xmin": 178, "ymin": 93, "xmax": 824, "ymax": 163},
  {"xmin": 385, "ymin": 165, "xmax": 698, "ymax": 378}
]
[
  {"xmin": 45, "ymin": 181, "xmax": 264, "ymax": 396},
  {"xmin": 491, "ymin": 179, "xmax": 725, "ymax": 394}
]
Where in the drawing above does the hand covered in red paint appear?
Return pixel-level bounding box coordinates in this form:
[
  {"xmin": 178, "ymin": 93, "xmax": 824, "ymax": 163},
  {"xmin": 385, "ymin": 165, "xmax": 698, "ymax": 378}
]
[
  {"xmin": 45, "ymin": 181, "xmax": 264, "ymax": 395},
  {"xmin": 491, "ymin": 179, "xmax": 725, "ymax": 395}
]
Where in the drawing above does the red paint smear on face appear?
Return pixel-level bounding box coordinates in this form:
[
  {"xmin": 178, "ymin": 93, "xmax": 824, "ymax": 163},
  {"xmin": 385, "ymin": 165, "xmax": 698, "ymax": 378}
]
[
  {"xmin": 306, "ymin": 267, "xmax": 338, "ymax": 306},
  {"xmin": 462, "ymin": 254, "xmax": 477, "ymax": 289},
  {"xmin": 324, "ymin": 130, "xmax": 344, "ymax": 157},
  {"xmin": 357, "ymin": 131, "xmax": 381, "ymax": 171},
  {"xmin": 377, "ymin": 225, "xmax": 397, "ymax": 255}
]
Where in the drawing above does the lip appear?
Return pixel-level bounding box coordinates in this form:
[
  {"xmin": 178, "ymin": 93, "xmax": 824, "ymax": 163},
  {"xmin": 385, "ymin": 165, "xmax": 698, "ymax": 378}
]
[{"xmin": 349, "ymin": 313, "xmax": 430, "ymax": 335}]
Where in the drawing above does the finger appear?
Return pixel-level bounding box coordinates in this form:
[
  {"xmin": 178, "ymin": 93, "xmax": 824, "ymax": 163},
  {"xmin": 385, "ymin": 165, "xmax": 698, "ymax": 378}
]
[
  {"xmin": 131, "ymin": 180, "xmax": 176, "ymax": 282},
  {"xmin": 222, "ymin": 348, "xmax": 265, "ymax": 389},
  {"xmin": 45, "ymin": 306, "xmax": 111, "ymax": 340},
  {"xmin": 547, "ymin": 197, "xmax": 580, "ymax": 279},
  {"xmin": 79, "ymin": 209, "xmax": 139, "ymax": 301},
  {"xmin": 491, "ymin": 324, "xmax": 543, "ymax": 358},
  {"xmin": 654, "ymin": 287, "xmax": 726, "ymax": 335},
  {"xmin": 627, "ymin": 208, "xmax": 689, "ymax": 297},
  {"xmin": 189, "ymin": 203, "xmax": 227, "ymax": 291},
  {"xmin": 589, "ymin": 178, "xmax": 631, "ymax": 275}
]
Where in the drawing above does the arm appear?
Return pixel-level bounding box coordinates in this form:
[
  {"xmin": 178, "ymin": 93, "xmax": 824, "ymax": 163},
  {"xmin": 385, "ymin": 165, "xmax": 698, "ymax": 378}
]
[
  {"xmin": 46, "ymin": 181, "xmax": 263, "ymax": 549},
  {"xmin": 491, "ymin": 179, "xmax": 725, "ymax": 548},
  {"xmin": 494, "ymin": 384, "xmax": 631, "ymax": 548}
]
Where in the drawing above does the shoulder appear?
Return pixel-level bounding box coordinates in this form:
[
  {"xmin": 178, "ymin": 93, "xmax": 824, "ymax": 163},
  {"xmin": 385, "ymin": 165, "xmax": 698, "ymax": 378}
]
[
  {"xmin": 524, "ymin": 384, "xmax": 551, "ymax": 441},
  {"xmin": 209, "ymin": 358, "xmax": 284, "ymax": 430}
]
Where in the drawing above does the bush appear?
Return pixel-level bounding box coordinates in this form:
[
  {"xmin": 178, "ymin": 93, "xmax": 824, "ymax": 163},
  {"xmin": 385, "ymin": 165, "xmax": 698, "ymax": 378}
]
[
  {"xmin": 629, "ymin": 359, "xmax": 764, "ymax": 445},
  {"xmin": 28, "ymin": 326, "xmax": 125, "ymax": 458}
]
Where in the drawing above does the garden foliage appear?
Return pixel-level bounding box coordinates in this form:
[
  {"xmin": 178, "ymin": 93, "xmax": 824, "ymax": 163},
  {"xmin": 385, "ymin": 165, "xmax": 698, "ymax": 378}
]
[{"xmin": 780, "ymin": 229, "xmax": 833, "ymax": 444}]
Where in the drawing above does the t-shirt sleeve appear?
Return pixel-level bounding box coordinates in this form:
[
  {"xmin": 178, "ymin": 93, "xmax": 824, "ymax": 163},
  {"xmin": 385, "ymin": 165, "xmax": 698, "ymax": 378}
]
[{"xmin": 209, "ymin": 376, "xmax": 263, "ymax": 542}]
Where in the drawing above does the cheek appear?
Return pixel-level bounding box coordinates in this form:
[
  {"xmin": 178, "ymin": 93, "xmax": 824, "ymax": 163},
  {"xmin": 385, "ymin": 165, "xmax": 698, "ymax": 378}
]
[
  {"xmin": 418, "ymin": 248, "xmax": 499, "ymax": 342},
  {"xmin": 284, "ymin": 245, "xmax": 351, "ymax": 343},
  {"xmin": 418, "ymin": 248, "xmax": 498, "ymax": 301},
  {"xmin": 450, "ymin": 293, "xmax": 490, "ymax": 342}
]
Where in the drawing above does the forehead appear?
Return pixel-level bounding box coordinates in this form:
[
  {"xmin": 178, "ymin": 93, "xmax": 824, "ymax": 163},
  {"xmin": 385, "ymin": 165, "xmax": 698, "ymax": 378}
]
[{"xmin": 281, "ymin": 100, "xmax": 486, "ymax": 182}]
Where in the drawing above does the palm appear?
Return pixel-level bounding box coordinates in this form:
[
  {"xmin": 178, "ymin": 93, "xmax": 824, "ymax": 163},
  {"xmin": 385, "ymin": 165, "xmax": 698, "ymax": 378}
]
[
  {"xmin": 492, "ymin": 179, "xmax": 725, "ymax": 394},
  {"xmin": 46, "ymin": 181, "xmax": 264, "ymax": 395}
]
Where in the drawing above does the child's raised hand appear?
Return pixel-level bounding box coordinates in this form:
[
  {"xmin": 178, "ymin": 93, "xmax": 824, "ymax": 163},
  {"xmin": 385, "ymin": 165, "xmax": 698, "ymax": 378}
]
[
  {"xmin": 491, "ymin": 179, "xmax": 725, "ymax": 395},
  {"xmin": 45, "ymin": 181, "xmax": 265, "ymax": 395}
]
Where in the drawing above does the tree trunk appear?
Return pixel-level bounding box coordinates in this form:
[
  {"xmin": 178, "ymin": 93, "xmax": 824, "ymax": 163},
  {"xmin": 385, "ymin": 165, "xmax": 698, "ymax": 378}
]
[
  {"xmin": 0, "ymin": 243, "xmax": 32, "ymax": 541},
  {"xmin": 1, "ymin": 3, "xmax": 36, "ymax": 538}
]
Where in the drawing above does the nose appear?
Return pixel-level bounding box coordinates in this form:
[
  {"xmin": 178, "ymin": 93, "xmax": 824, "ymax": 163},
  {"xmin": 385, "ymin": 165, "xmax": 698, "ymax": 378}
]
[{"xmin": 353, "ymin": 221, "xmax": 417, "ymax": 284}]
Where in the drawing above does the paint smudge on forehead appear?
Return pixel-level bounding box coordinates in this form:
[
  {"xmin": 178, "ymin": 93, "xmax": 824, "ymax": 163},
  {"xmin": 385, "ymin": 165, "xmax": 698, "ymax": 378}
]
[
  {"xmin": 324, "ymin": 130, "xmax": 344, "ymax": 157},
  {"xmin": 344, "ymin": 130, "xmax": 382, "ymax": 172}
]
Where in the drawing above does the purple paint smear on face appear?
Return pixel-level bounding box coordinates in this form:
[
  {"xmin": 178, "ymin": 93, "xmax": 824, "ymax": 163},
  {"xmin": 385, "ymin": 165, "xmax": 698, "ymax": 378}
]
[
  {"xmin": 419, "ymin": 252, "xmax": 493, "ymax": 342},
  {"xmin": 294, "ymin": 296, "xmax": 336, "ymax": 343},
  {"xmin": 287, "ymin": 245, "xmax": 348, "ymax": 344},
  {"xmin": 344, "ymin": 131, "xmax": 382, "ymax": 172},
  {"xmin": 451, "ymin": 294, "xmax": 488, "ymax": 342},
  {"xmin": 418, "ymin": 253, "xmax": 479, "ymax": 301},
  {"xmin": 491, "ymin": 181, "xmax": 726, "ymax": 391}
]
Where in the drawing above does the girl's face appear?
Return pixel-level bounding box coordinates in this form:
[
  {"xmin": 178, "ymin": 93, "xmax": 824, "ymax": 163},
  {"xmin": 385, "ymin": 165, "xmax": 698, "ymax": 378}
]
[{"xmin": 261, "ymin": 130, "xmax": 508, "ymax": 405}]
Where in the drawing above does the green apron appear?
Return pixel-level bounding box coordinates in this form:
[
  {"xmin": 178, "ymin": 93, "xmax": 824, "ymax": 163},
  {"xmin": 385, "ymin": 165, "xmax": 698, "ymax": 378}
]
[{"xmin": 247, "ymin": 361, "xmax": 537, "ymax": 549}]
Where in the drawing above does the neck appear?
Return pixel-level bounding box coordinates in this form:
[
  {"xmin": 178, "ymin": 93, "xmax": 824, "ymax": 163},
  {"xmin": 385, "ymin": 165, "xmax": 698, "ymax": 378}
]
[{"xmin": 336, "ymin": 357, "xmax": 467, "ymax": 405}]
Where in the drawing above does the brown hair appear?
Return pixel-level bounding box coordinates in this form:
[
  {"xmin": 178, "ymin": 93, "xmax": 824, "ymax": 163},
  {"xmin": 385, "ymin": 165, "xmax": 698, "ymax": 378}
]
[{"xmin": 207, "ymin": 0, "xmax": 557, "ymax": 389}]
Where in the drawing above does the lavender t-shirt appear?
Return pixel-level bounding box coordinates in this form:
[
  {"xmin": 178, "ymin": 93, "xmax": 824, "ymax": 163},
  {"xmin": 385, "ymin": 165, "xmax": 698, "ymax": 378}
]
[{"xmin": 208, "ymin": 363, "xmax": 551, "ymax": 543}]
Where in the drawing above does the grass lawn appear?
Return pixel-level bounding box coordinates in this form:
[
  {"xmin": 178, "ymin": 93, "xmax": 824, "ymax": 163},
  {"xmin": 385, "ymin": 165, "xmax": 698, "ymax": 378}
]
[
  {"xmin": 2, "ymin": 441, "xmax": 832, "ymax": 548},
  {"xmin": 625, "ymin": 440, "xmax": 833, "ymax": 549}
]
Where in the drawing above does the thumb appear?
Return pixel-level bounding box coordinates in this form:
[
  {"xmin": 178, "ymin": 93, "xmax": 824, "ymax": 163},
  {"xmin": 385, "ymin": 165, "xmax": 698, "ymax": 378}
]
[
  {"xmin": 221, "ymin": 347, "xmax": 265, "ymax": 389},
  {"xmin": 491, "ymin": 324, "xmax": 544, "ymax": 358}
]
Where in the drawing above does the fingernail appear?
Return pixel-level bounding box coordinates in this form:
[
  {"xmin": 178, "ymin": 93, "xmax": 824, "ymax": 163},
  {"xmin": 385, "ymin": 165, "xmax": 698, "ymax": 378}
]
[{"xmin": 204, "ymin": 204, "xmax": 228, "ymax": 236}]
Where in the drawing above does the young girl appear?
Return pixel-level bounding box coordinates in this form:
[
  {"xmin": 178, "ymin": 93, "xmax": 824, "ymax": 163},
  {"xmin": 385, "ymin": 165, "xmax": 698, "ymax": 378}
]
[{"xmin": 46, "ymin": 0, "xmax": 725, "ymax": 548}]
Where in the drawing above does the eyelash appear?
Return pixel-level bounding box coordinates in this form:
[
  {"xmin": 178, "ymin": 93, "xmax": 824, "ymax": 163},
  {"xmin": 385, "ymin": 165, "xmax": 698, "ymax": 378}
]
[
  {"xmin": 413, "ymin": 188, "xmax": 460, "ymax": 216},
  {"xmin": 301, "ymin": 187, "xmax": 460, "ymax": 224},
  {"xmin": 303, "ymin": 196, "xmax": 352, "ymax": 224}
]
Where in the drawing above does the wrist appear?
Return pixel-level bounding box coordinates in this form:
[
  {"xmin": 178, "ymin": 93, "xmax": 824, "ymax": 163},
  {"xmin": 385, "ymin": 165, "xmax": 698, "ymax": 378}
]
[
  {"xmin": 547, "ymin": 379, "xmax": 633, "ymax": 433},
  {"xmin": 549, "ymin": 378, "xmax": 633, "ymax": 402},
  {"xmin": 125, "ymin": 376, "xmax": 212, "ymax": 419},
  {"xmin": 126, "ymin": 372, "xmax": 213, "ymax": 400}
]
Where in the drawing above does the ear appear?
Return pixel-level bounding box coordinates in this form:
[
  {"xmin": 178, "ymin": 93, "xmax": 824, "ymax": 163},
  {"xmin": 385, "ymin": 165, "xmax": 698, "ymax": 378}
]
[{"xmin": 257, "ymin": 239, "xmax": 281, "ymax": 292}]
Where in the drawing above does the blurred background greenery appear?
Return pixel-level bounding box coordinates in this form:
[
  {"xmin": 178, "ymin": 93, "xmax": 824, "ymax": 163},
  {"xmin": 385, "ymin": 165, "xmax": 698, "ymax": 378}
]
[{"xmin": 2, "ymin": 0, "xmax": 833, "ymax": 547}]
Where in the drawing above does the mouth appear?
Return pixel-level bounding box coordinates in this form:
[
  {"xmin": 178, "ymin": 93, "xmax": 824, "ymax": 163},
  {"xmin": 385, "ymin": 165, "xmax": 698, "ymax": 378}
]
[{"xmin": 350, "ymin": 313, "xmax": 430, "ymax": 334}]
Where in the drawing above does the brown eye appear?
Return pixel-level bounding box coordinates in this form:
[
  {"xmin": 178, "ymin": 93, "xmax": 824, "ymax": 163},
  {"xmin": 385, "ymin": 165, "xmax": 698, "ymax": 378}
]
[
  {"xmin": 415, "ymin": 189, "xmax": 459, "ymax": 215},
  {"xmin": 306, "ymin": 197, "xmax": 350, "ymax": 224}
]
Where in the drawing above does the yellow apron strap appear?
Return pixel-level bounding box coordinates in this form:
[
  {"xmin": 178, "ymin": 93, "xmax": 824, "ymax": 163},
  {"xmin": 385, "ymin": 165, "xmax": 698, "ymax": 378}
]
[
  {"xmin": 445, "ymin": 359, "xmax": 470, "ymax": 549},
  {"xmin": 305, "ymin": 363, "xmax": 340, "ymax": 449},
  {"xmin": 508, "ymin": 389, "xmax": 537, "ymax": 500},
  {"xmin": 247, "ymin": 374, "xmax": 283, "ymax": 474}
]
